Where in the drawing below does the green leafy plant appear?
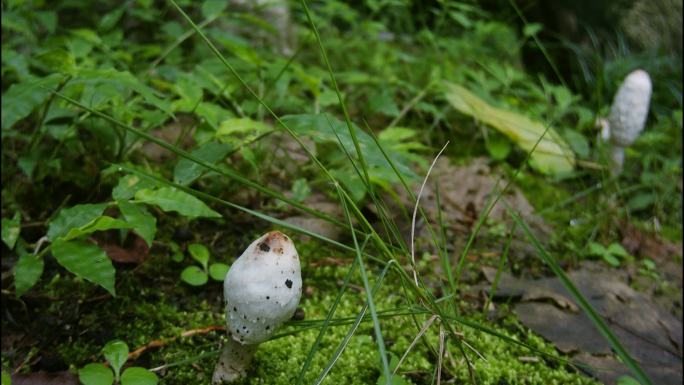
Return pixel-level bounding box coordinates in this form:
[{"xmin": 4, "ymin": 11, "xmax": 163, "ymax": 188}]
[
  {"xmin": 12, "ymin": 173, "xmax": 220, "ymax": 297},
  {"xmin": 78, "ymin": 340, "xmax": 158, "ymax": 385},
  {"xmin": 586, "ymin": 241, "xmax": 633, "ymax": 267},
  {"xmin": 180, "ymin": 243, "xmax": 229, "ymax": 286}
]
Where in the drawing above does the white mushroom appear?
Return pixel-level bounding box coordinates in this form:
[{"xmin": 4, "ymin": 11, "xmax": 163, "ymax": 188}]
[
  {"xmin": 607, "ymin": 69, "xmax": 652, "ymax": 173},
  {"xmin": 212, "ymin": 231, "xmax": 302, "ymax": 384}
]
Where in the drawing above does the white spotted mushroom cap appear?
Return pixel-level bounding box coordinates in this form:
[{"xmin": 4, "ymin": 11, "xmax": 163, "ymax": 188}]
[
  {"xmin": 224, "ymin": 231, "xmax": 302, "ymax": 345},
  {"xmin": 608, "ymin": 69, "xmax": 652, "ymax": 148}
]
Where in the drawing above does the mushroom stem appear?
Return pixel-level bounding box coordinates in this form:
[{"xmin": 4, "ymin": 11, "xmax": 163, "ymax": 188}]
[
  {"xmin": 609, "ymin": 145, "xmax": 626, "ymax": 174},
  {"xmin": 212, "ymin": 337, "xmax": 257, "ymax": 384}
]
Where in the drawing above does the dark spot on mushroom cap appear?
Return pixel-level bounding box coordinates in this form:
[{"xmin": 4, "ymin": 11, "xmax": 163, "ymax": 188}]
[
  {"xmin": 259, "ymin": 242, "xmax": 270, "ymax": 252},
  {"xmin": 285, "ymin": 279, "xmax": 293, "ymax": 289},
  {"xmin": 266, "ymin": 296, "xmax": 270, "ymax": 300}
]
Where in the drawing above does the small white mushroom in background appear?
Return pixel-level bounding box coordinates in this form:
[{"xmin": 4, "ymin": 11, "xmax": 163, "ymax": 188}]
[
  {"xmin": 595, "ymin": 116, "xmax": 611, "ymax": 143},
  {"xmin": 212, "ymin": 231, "xmax": 302, "ymax": 384},
  {"xmin": 607, "ymin": 69, "xmax": 653, "ymax": 173}
]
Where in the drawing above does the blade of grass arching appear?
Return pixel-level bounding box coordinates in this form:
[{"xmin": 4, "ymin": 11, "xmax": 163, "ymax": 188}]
[
  {"xmin": 503, "ymin": 201, "xmax": 653, "ymax": 385},
  {"xmin": 295, "ymin": 236, "xmax": 367, "ymax": 385},
  {"xmin": 52, "ymin": 91, "xmax": 348, "ymax": 230},
  {"xmin": 312, "ymin": 259, "xmax": 397, "ymax": 385},
  {"xmin": 300, "ymin": 0, "xmax": 372, "ymax": 189},
  {"xmin": 411, "ymin": 142, "xmax": 450, "ymax": 286},
  {"xmin": 482, "ymin": 223, "xmax": 516, "ymax": 316},
  {"xmin": 335, "ymin": 182, "xmax": 392, "ymax": 385}
]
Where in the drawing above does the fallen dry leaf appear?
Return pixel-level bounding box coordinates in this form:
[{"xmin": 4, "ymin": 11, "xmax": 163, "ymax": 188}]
[{"xmin": 94, "ymin": 232, "xmax": 150, "ymax": 264}]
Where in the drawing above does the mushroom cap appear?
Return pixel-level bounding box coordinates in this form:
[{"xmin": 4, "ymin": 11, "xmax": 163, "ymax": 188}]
[
  {"xmin": 608, "ymin": 69, "xmax": 652, "ymax": 147},
  {"xmin": 224, "ymin": 231, "xmax": 302, "ymax": 345}
]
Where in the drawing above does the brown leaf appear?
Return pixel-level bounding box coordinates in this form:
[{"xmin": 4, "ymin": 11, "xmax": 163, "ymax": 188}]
[{"xmin": 94, "ymin": 232, "xmax": 149, "ymax": 264}]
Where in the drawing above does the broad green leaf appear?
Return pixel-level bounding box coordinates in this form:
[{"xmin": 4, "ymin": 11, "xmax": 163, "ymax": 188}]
[
  {"xmin": 607, "ymin": 243, "xmax": 630, "ymax": 259},
  {"xmin": 1, "ymin": 73, "xmax": 63, "ymax": 130},
  {"xmin": 523, "ymin": 23, "xmax": 543, "ymax": 37},
  {"xmin": 35, "ymin": 10, "xmax": 58, "ymax": 33},
  {"xmin": 103, "ymin": 340, "xmax": 128, "ymax": 382},
  {"xmin": 121, "ymin": 367, "xmax": 158, "ymax": 385},
  {"xmin": 282, "ymin": 113, "xmax": 421, "ymax": 201},
  {"xmin": 587, "ymin": 242, "xmax": 607, "ymax": 256},
  {"xmin": 112, "ymin": 174, "xmax": 157, "ymax": 201},
  {"xmin": 215, "ymin": 117, "xmax": 271, "ymax": 144},
  {"xmin": 1, "ymin": 212, "xmax": 21, "ymax": 249},
  {"xmin": 603, "ymin": 253, "xmax": 621, "ymax": 267},
  {"xmin": 173, "ymin": 142, "xmax": 233, "ymax": 186},
  {"xmin": 181, "ymin": 265, "xmax": 208, "ymax": 286},
  {"xmin": 627, "ymin": 193, "xmax": 655, "ymax": 211},
  {"xmin": 134, "ymin": 187, "xmax": 221, "ymax": 219},
  {"xmin": 209, "ymin": 262, "xmax": 229, "ymax": 281},
  {"xmin": 36, "ymin": 48, "xmax": 76, "ymax": 75},
  {"xmin": 47, "ymin": 203, "xmax": 108, "ymax": 241},
  {"xmin": 14, "ymin": 248, "xmax": 44, "ymax": 297},
  {"xmin": 100, "ymin": 7, "xmax": 125, "ymax": 31},
  {"xmin": 51, "ymin": 239, "xmax": 116, "ymax": 296},
  {"xmin": 78, "ymin": 363, "xmax": 114, "ymax": 385},
  {"xmin": 172, "ymin": 72, "xmax": 203, "ymax": 112},
  {"xmin": 188, "ymin": 243, "xmax": 209, "ymax": 270},
  {"xmin": 563, "ymin": 128, "xmax": 590, "ymax": 159},
  {"xmin": 62, "ymin": 216, "xmax": 133, "ymax": 241},
  {"xmin": 444, "ymin": 82, "xmax": 575, "ymax": 174},
  {"xmin": 118, "ymin": 201, "xmax": 157, "ymax": 247},
  {"xmin": 67, "ymin": 68, "xmax": 172, "ymax": 116}
]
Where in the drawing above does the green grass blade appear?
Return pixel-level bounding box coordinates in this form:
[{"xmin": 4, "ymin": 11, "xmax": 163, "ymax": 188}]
[{"xmin": 335, "ymin": 182, "xmax": 392, "ymax": 384}]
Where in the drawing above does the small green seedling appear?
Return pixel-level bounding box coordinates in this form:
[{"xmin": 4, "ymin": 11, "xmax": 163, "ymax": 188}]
[
  {"xmin": 180, "ymin": 243, "xmax": 230, "ymax": 286},
  {"xmin": 586, "ymin": 242, "xmax": 633, "ymax": 267},
  {"xmin": 78, "ymin": 340, "xmax": 157, "ymax": 385}
]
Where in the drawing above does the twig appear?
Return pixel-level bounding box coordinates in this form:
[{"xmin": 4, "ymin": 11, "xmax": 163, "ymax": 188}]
[{"xmin": 127, "ymin": 325, "xmax": 225, "ymax": 361}]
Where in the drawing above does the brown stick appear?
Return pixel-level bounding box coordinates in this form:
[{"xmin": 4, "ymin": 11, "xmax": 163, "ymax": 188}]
[{"xmin": 127, "ymin": 325, "xmax": 226, "ymax": 361}]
